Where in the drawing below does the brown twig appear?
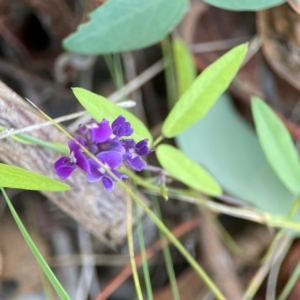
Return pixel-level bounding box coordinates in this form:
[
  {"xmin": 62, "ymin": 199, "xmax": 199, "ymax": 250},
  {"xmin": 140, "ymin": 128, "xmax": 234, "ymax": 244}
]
[
  {"xmin": 199, "ymin": 208, "xmax": 244, "ymax": 300},
  {"xmin": 94, "ymin": 217, "xmax": 201, "ymax": 300}
]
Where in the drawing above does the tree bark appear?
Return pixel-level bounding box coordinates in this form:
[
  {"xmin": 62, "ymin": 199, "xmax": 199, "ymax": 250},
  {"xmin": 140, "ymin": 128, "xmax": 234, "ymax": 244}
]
[{"xmin": 0, "ymin": 81, "xmax": 150, "ymax": 249}]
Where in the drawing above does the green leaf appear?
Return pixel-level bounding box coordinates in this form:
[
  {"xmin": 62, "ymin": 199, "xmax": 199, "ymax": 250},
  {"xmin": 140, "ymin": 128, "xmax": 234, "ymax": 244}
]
[
  {"xmin": 13, "ymin": 133, "xmax": 69, "ymax": 155},
  {"xmin": 203, "ymin": 0, "xmax": 284, "ymax": 11},
  {"xmin": 1, "ymin": 187, "xmax": 71, "ymax": 300},
  {"xmin": 72, "ymin": 87, "xmax": 152, "ymax": 144},
  {"xmin": 0, "ymin": 163, "xmax": 69, "ymax": 191},
  {"xmin": 0, "ymin": 126, "xmax": 69, "ymax": 154},
  {"xmin": 176, "ymin": 94, "xmax": 297, "ymax": 215},
  {"xmin": 173, "ymin": 38, "xmax": 197, "ymax": 97},
  {"xmin": 251, "ymin": 97, "xmax": 300, "ymax": 196},
  {"xmin": 63, "ymin": 0, "xmax": 187, "ymax": 54},
  {"xmin": 162, "ymin": 43, "xmax": 248, "ymax": 138},
  {"xmin": 156, "ymin": 144, "xmax": 222, "ymax": 196}
]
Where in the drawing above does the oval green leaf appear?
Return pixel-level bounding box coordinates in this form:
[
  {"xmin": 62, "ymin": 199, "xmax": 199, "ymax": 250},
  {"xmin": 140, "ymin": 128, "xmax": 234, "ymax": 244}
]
[
  {"xmin": 162, "ymin": 43, "xmax": 248, "ymax": 138},
  {"xmin": 72, "ymin": 88, "xmax": 152, "ymax": 144},
  {"xmin": 0, "ymin": 164, "xmax": 70, "ymax": 191},
  {"xmin": 173, "ymin": 38, "xmax": 197, "ymax": 97},
  {"xmin": 251, "ymin": 96, "xmax": 300, "ymax": 196},
  {"xmin": 63, "ymin": 0, "xmax": 187, "ymax": 54},
  {"xmin": 156, "ymin": 144, "xmax": 222, "ymax": 196},
  {"xmin": 176, "ymin": 94, "xmax": 297, "ymax": 216},
  {"xmin": 203, "ymin": 0, "xmax": 284, "ymax": 11}
]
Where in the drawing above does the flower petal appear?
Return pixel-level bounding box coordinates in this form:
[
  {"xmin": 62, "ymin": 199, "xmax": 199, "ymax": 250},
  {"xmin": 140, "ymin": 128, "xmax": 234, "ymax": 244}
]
[
  {"xmin": 89, "ymin": 119, "xmax": 112, "ymax": 143},
  {"xmin": 102, "ymin": 176, "xmax": 114, "ymax": 193},
  {"xmin": 97, "ymin": 151, "xmax": 123, "ymax": 169},
  {"xmin": 87, "ymin": 158, "xmax": 103, "ymax": 175},
  {"xmin": 136, "ymin": 139, "xmax": 153, "ymax": 156},
  {"xmin": 56, "ymin": 165, "xmax": 75, "ymax": 179},
  {"xmin": 112, "ymin": 115, "xmax": 125, "ymax": 127},
  {"xmin": 112, "ymin": 169, "xmax": 128, "ymax": 180},
  {"xmin": 86, "ymin": 171, "xmax": 103, "ymax": 183},
  {"xmin": 98, "ymin": 140, "xmax": 125, "ymax": 154},
  {"xmin": 74, "ymin": 150, "xmax": 90, "ymax": 173},
  {"xmin": 120, "ymin": 139, "xmax": 136, "ymax": 151},
  {"xmin": 54, "ymin": 157, "xmax": 70, "ymax": 170},
  {"xmin": 68, "ymin": 136, "xmax": 86, "ymax": 152},
  {"xmin": 112, "ymin": 115, "xmax": 134, "ymax": 137},
  {"xmin": 90, "ymin": 145, "xmax": 98, "ymax": 154},
  {"xmin": 124, "ymin": 151, "xmax": 146, "ymax": 171},
  {"xmin": 78, "ymin": 123, "xmax": 87, "ymax": 135}
]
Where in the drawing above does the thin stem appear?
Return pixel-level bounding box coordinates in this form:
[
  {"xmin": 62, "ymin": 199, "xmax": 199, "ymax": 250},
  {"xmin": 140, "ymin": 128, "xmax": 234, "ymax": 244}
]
[
  {"xmin": 130, "ymin": 188, "xmax": 226, "ymax": 299},
  {"xmin": 162, "ymin": 36, "xmax": 178, "ymax": 109},
  {"xmin": 113, "ymin": 53, "xmax": 126, "ymax": 101},
  {"xmin": 243, "ymin": 235, "xmax": 291, "ymax": 300},
  {"xmin": 144, "ymin": 164, "xmax": 179, "ymax": 299},
  {"xmin": 152, "ymin": 198, "xmax": 181, "ymax": 300},
  {"xmin": 243, "ymin": 196, "xmax": 300, "ymax": 300},
  {"xmin": 29, "ymin": 103, "xmax": 226, "ymax": 300},
  {"xmin": 125, "ymin": 169, "xmax": 300, "ymax": 231},
  {"xmin": 133, "ymin": 198, "xmax": 153, "ymax": 300},
  {"xmin": 127, "ymin": 185, "xmax": 143, "ymax": 300},
  {"xmin": 214, "ymin": 218, "xmax": 261, "ymax": 265},
  {"xmin": 41, "ymin": 273, "xmax": 55, "ymax": 300},
  {"xmin": 152, "ymin": 135, "xmax": 164, "ymax": 147},
  {"xmin": 26, "ymin": 200, "xmax": 55, "ymax": 300},
  {"xmin": 1, "ymin": 187, "xmax": 70, "ymax": 300},
  {"xmin": 0, "ymin": 111, "xmax": 87, "ymax": 139},
  {"xmin": 266, "ymin": 237, "xmax": 293, "ymax": 300},
  {"xmin": 68, "ymin": 59, "xmax": 164, "ymax": 131},
  {"xmin": 94, "ymin": 218, "xmax": 200, "ymax": 300},
  {"xmin": 104, "ymin": 54, "xmax": 118, "ymax": 88},
  {"xmin": 277, "ymin": 260, "xmax": 300, "ymax": 300},
  {"xmin": 3, "ymin": 130, "xmax": 69, "ymax": 155}
]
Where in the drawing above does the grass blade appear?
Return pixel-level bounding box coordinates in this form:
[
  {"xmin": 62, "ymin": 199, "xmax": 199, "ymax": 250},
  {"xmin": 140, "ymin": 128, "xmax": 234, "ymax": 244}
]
[
  {"xmin": 127, "ymin": 186, "xmax": 143, "ymax": 300},
  {"xmin": 134, "ymin": 199, "xmax": 153, "ymax": 300},
  {"xmin": 277, "ymin": 260, "xmax": 300, "ymax": 300},
  {"xmin": 1, "ymin": 187, "xmax": 70, "ymax": 300},
  {"xmin": 152, "ymin": 198, "xmax": 181, "ymax": 300}
]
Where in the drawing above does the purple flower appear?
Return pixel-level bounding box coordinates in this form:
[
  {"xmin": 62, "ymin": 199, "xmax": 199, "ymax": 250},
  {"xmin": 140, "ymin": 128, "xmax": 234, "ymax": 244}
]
[
  {"xmin": 97, "ymin": 137, "xmax": 125, "ymax": 154},
  {"xmin": 86, "ymin": 151, "xmax": 127, "ymax": 192},
  {"xmin": 79, "ymin": 119, "xmax": 112, "ymax": 143},
  {"xmin": 121, "ymin": 138, "xmax": 153, "ymax": 171},
  {"xmin": 53, "ymin": 115, "xmax": 152, "ymax": 192},
  {"xmin": 54, "ymin": 137, "xmax": 90, "ymax": 179},
  {"xmin": 112, "ymin": 115, "xmax": 134, "ymax": 138}
]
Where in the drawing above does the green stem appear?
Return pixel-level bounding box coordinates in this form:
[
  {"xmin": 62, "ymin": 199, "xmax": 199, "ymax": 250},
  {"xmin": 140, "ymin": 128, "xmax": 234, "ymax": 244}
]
[
  {"xmin": 162, "ymin": 36, "xmax": 177, "ymax": 109},
  {"xmin": 214, "ymin": 218, "xmax": 260, "ymax": 265},
  {"xmin": 152, "ymin": 199, "xmax": 181, "ymax": 300},
  {"xmin": 125, "ymin": 170, "xmax": 300, "ymax": 231},
  {"xmin": 275, "ymin": 196, "xmax": 300, "ymax": 300},
  {"xmin": 153, "ymin": 135, "xmax": 164, "ymax": 147},
  {"xmin": 277, "ymin": 260, "xmax": 300, "ymax": 300},
  {"xmin": 32, "ymin": 106, "xmax": 226, "ymax": 300},
  {"xmin": 1, "ymin": 187, "xmax": 70, "ymax": 300},
  {"xmin": 127, "ymin": 188, "xmax": 143, "ymax": 300},
  {"xmin": 243, "ymin": 196, "xmax": 300, "ymax": 300},
  {"xmin": 113, "ymin": 53, "xmax": 126, "ymax": 101},
  {"xmin": 0, "ymin": 126, "xmax": 68, "ymax": 155},
  {"xmin": 134, "ymin": 199, "xmax": 153, "ymax": 300},
  {"xmin": 129, "ymin": 190, "xmax": 225, "ymax": 300}
]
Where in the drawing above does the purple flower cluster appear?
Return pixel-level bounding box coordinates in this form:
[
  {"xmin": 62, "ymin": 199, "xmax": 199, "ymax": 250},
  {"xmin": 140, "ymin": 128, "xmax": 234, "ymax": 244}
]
[{"xmin": 54, "ymin": 115, "xmax": 152, "ymax": 192}]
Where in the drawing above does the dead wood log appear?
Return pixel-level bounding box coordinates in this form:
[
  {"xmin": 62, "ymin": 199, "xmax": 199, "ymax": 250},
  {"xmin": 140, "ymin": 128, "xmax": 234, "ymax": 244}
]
[{"xmin": 0, "ymin": 80, "xmax": 151, "ymax": 249}]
